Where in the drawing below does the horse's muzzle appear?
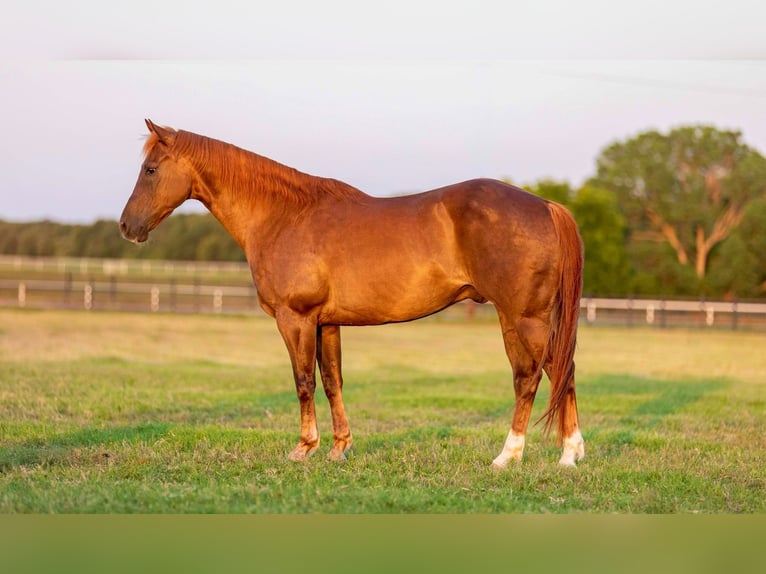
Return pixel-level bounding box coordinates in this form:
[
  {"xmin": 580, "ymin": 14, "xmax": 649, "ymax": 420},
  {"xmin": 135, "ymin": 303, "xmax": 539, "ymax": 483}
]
[{"xmin": 119, "ymin": 218, "xmax": 149, "ymax": 244}]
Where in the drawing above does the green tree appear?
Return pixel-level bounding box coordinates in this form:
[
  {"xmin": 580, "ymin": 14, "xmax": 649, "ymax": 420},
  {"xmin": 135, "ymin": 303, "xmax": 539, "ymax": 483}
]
[
  {"xmin": 570, "ymin": 185, "xmax": 631, "ymax": 296},
  {"xmin": 75, "ymin": 220, "xmax": 129, "ymax": 258},
  {"xmin": 524, "ymin": 178, "xmax": 573, "ymax": 205},
  {"xmin": 520, "ymin": 179, "xmax": 631, "ymax": 297},
  {"xmin": 710, "ymin": 198, "xmax": 766, "ymax": 298},
  {"xmin": 14, "ymin": 221, "xmax": 64, "ymax": 256},
  {"xmin": 0, "ymin": 220, "xmax": 20, "ymax": 254},
  {"xmin": 627, "ymin": 241, "xmax": 699, "ymax": 297},
  {"xmin": 149, "ymin": 214, "xmax": 244, "ymax": 261},
  {"xmin": 590, "ymin": 125, "xmax": 766, "ymax": 282},
  {"xmin": 0, "ymin": 213, "xmax": 245, "ymax": 262}
]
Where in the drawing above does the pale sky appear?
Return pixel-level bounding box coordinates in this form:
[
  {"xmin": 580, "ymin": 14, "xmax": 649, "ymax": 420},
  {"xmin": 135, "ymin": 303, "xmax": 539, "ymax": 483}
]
[{"xmin": 2, "ymin": 1, "xmax": 765, "ymax": 223}]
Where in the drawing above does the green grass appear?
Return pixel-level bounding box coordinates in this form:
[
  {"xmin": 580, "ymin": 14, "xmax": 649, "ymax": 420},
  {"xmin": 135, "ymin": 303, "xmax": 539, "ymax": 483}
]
[{"xmin": 0, "ymin": 309, "xmax": 764, "ymax": 513}]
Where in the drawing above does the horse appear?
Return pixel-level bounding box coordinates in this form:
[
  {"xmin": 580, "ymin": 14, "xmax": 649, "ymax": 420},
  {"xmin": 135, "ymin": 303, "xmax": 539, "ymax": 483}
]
[{"xmin": 120, "ymin": 119, "xmax": 585, "ymax": 467}]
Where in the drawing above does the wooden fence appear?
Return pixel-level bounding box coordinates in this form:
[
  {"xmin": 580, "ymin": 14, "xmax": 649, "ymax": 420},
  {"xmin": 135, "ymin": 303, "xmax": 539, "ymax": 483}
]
[
  {"xmin": 2, "ymin": 255, "xmax": 766, "ymax": 329},
  {"xmin": 1, "ymin": 278, "xmax": 258, "ymax": 315},
  {"xmin": 3, "ymin": 277, "xmax": 766, "ymax": 329}
]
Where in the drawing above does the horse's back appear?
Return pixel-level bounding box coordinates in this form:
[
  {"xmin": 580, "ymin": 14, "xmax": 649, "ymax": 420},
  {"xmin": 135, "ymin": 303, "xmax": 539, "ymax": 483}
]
[
  {"xmin": 432, "ymin": 178, "xmax": 557, "ymax": 251},
  {"xmin": 435, "ymin": 178, "xmax": 553, "ymax": 224},
  {"xmin": 367, "ymin": 177, "xmax": 560, "ymax": 281}
]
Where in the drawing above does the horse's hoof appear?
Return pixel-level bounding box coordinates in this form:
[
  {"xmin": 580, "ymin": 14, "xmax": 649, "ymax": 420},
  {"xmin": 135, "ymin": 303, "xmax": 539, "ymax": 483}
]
[
  {"xmin": 287, "ymin": 444, "xmax": 317, "ymax": 461},
  {"xmin": 327, "ymin": 448, "xmax": 348, "ymax": 462},
  {"xmin": 559, "ymin": 430, "xmax": 585, "ymax": 467},
  {"xmin": 287, "ymin": 449, "xmax": 306, "ymax": 462}
]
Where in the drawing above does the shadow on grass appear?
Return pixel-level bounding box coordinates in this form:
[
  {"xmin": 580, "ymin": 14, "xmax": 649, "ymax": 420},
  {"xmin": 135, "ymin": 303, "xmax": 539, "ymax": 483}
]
[
  {"xmin": 0, "ymin": 423, "xmax": 173, "ymax": 471},
  {"xmin": 582, "ymin": 374, "xmax": 730, "ymax": 447},
  {"xmin": 0, "ymin": 384, "xmax": 298, "ymax": 472}
]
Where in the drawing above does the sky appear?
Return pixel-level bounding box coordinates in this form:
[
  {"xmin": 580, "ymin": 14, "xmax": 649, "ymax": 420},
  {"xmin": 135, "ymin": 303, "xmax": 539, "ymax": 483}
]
[{"xmin": 1, "ymin": 0, "xmax": 766, "ymax": 223}]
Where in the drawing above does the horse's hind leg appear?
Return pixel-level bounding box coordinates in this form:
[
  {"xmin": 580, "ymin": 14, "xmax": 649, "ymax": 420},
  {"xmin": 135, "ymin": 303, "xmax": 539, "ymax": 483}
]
[
  {"xmin": 491, "ymin": 315, "xmax": 548, "ymax": 469},
  {"xmin": 316, "ymin": 325, "xmax": 353, "ymax": 461},
  {"xmin": 557, "ymin": 383, "xmax": 584, "ymax": 467}
]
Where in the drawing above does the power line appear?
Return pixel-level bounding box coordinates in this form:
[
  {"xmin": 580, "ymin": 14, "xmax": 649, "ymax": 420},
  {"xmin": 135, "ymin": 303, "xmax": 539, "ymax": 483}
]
[{"xmin": 534, "ymin": 66, "xmax": 766, "ymax": 100}]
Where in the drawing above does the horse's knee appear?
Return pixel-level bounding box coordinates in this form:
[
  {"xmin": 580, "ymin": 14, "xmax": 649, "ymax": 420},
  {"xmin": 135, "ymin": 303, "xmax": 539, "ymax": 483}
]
[
  {"xmin": 321, "ymin": 375, "xmax": 343, "ymax": 400},
  {"xmin": 295, "ymin": 377, "xmax": 316, "ymax": 402}
]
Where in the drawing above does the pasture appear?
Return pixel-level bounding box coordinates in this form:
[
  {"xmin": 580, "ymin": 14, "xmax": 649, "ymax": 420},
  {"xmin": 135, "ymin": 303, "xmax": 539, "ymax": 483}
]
[{"xmin": 0, "ymin": 308, "xmax": 764, "ymax": 513}]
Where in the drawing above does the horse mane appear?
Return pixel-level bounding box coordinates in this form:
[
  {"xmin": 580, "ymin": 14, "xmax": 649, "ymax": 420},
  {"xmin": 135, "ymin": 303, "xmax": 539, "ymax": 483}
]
[{"xmin": 145, "ymin": 129, "xmax": 367, "ymax": 208}]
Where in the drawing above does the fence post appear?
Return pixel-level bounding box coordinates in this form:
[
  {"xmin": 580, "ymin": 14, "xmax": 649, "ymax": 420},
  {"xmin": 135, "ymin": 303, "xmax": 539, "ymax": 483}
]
[
  {"xmin": 213, "ymin": 289, "xmax": 223, "ymax": 313},
  {"xmin": 150, "ymin": 286, "xmax": 160, "ymax": 312},
  {"xmin": 110, "ymin": 275, "xmax": 117, "ymax": 309},
  {"xmin": 646, "ymin": 304, "xmax": 655, "ymax": 325},
  {"xmin": 705, "ymin": 305, "xmax": 715, "ymax": 327},
  {"xmin": 18, "ymin": 282, "xmax": 26, "ymax": 308},
  {"xmin": 84, "ymin": 283, "xmax": 93, "ymax": 310},
  {"xmin": 169, "ymin": 278, "xmax": 176, "ymax": 312},
  {"xmin": 64, "ymin": 272, "xmax": 73, "ymax": 308},
  {"xmin": 586, "ymin": 299, "xmax": 596, "ymax": 324},
  {"xmin": 732, "ymin": 299, "xmax": 738, "ymax": 331}
]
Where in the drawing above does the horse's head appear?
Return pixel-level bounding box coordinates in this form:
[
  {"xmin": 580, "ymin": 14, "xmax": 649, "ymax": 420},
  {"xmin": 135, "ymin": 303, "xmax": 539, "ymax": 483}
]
[{"xmin": 120, "ymin": 119, "xmax": 193, "ymax": 243}]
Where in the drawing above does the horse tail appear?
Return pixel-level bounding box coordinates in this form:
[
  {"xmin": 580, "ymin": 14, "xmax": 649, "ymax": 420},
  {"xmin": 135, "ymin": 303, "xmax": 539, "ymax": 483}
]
[{"xmin": 540, "ymin": 201, "xmax": 584, "ymax": 439}]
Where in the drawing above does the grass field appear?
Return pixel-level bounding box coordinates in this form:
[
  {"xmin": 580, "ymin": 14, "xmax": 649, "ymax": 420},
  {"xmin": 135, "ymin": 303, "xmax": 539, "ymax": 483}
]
[{"xmin": 0, "ymin": 308, "xmax": 764, "ymax": 513}]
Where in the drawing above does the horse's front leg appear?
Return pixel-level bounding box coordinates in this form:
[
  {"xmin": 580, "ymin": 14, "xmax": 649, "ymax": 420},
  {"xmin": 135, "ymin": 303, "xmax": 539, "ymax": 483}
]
[
  {"xmin": 276, "ymin": 310, "xmax": 320, "ymax": 461},
  {"xmin": 317, "ymin": 324, "xmax": 352, "ymax": 461}
]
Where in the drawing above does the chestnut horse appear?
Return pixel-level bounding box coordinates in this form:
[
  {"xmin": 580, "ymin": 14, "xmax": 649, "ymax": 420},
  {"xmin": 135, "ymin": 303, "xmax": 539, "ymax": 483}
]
[{"xmin": 120, "ymin": 120, "xmax": 585, "ymax": 467}]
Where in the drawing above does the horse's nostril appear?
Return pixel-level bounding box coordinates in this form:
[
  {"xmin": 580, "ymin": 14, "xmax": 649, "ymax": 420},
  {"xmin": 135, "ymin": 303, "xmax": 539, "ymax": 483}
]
[{"xmin": 119, "ymin": 220, "xmax": 128, "ymax": 234}]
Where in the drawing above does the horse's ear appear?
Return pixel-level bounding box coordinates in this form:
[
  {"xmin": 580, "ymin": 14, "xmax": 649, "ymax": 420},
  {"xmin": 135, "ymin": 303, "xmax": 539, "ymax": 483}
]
[{"xmin": 145, "ymin": 119, "xmax": 176, "ymax": 147}]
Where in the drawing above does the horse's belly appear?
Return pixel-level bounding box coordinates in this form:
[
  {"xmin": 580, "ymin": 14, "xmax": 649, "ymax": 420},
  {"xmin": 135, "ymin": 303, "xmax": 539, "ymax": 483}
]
[{"xmin": 323, "ymin": 277, "xmax": 480, "ymax": 326}]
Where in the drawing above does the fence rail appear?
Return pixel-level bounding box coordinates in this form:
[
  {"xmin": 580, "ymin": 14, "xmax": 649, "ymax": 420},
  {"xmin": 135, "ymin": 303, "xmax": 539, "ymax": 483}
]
[
  {"xmin": 580, "ymin": 296, "xmax": 766, "ymax": 330},
  {"xmin": 1, "ymin": 278, "xmax": 259, "ymax": 314},
  {"xmin": 3, "ymin": 275, "xmax": 766, "ymax": 329}
]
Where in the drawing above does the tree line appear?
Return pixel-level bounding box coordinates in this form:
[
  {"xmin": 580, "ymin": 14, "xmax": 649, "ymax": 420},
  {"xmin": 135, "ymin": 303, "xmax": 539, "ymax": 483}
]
[
  {"xmin": 2, "ymin": 125, "xmax": 765, "ymax": 299},
  {"xmin": 0, "ymin": 214, "xmax": 245, "ymax": 263}
]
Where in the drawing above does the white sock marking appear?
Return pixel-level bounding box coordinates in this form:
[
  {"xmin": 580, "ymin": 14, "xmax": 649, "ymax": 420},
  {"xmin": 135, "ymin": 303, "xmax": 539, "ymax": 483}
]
[
  {"xmin": 492, "ymin": 430, "xmax": 525, "ymax": 468},
  {"xmin": 558, "ymin": 429, "xmax": 585, "ymax": 467}
]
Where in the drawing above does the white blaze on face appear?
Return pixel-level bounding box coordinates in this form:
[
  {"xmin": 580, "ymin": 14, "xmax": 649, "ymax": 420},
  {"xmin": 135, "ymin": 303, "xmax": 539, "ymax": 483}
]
[
  {"xmin": 558, "ymin": 429, "xmax": 585, "ymax": 467},
  {"xmin": 492, "ymin": 430, "xmax": 525, "ymax": 468}
]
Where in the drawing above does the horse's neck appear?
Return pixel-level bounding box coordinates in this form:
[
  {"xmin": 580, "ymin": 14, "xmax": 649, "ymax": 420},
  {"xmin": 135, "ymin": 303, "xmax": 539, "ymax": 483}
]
[{"xmin": 188, "ymin": 150, "xmax": 310, "ymax": 250}]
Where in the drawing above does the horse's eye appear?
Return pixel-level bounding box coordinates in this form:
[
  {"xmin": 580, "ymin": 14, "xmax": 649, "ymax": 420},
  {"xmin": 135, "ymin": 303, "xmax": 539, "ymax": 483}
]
[{"xmin": 145, "ymin": 167, "xmax": 156, "ymax": 175}]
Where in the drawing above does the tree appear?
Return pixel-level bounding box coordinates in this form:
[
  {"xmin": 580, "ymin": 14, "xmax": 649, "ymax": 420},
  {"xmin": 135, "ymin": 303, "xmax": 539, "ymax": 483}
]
[
  {"xmin": 524, "ymin": 178, "xmax": 573, "ymax": 206},
  {"xmin": 590, "ymin": 125, "xmax": 766, "ymax": 280},
  {"xmin": 710, "ymin": 198, "xmax": 766, "ymax": 298},
  {"xmin": 570, "ymin": 185, "xmax": 631, "ymax": 296},
  {"xmin": 521, "ymin": 179, "xmax": 631, "ymax": 296},
  {"xmin": 74, "ymin": 220, "xmax": 129, "ymax": 258},
  {"xmin": 0, "ymin": 213, "xmax": 245, "ymax": 262}
]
